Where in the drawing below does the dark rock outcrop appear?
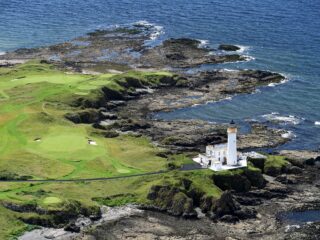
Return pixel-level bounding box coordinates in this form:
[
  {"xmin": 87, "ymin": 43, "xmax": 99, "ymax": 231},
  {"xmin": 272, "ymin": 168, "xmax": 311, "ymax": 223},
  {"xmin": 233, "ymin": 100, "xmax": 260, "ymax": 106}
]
[
  {"xmin": 285, "ymin": 166, "xmax": 303, "ymax": 175},
  {"xmin": 212, "ymin": 172, "xmax": 251, "ymax": 192},
  {"xmin": 244, "ymin": 168, "xmax": 266, "ymax": 188},
  {"xmin": 3, "ymin": 200, "xmax": 101, "ymax": 229},
  {"xmin": 264, "ymin": 166, "xmax": 284, "ymax": 177},
  {"xmin": 248, "ymin": 157, "xmax": 266, "ymax": 171},
  {"xmin": 218, "ymin": 44, "xmax": 240, "ymax": 51},
  {"xmin": 65, "ymin": 110, "xmax": 103, "ymax": 124},
  {"xmin": 146, "ymin": 185, "xmax": 197, "ymax": 218},
  {"xmin": 210, "ymin": 191, "xmax": 256, "ymax": 222}
]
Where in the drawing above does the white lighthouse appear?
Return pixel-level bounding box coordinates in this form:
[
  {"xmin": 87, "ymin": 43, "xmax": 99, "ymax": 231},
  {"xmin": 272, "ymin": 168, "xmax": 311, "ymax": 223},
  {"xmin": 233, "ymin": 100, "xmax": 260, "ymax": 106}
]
[
  {"xmin": 193, "ymin": 120, "xmax": 247, "ymax": 171},
  {"xmin": 227, "ymin": 120, "xmax": 238, "ymax": 166}
]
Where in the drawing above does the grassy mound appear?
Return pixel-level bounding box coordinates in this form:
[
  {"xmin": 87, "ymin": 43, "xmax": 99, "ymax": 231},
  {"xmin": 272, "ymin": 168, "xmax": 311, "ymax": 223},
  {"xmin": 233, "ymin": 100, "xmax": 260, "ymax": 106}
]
[{"xmin": 264, "ymin": 155, "xmax": 289, "ymax": 176}]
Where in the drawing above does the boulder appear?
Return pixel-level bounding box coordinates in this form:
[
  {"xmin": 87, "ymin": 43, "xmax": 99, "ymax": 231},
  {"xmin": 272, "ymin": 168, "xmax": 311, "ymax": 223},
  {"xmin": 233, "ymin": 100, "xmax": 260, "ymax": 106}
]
[
  {"xmin": 213, "ymin": 191, "xmax": 240, "ymax": 217},
  {"xmin": 264, "ymin": 166, "xmax": 282, "ymax": 177},
  {"xmin": 285, "ymin": 166, "xmax": 303, "ymax": 175},
  {"xmin": 218, "ymin": 44, "xmax": 240, "ymax": 51}
]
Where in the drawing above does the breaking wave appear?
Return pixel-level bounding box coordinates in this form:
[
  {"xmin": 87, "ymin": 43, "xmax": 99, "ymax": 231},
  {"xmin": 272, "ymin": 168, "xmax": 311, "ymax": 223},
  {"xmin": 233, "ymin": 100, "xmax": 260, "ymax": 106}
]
[
  {"xmin": 281, "ymin": 130, "xmax": 296, "ymax": 139},
  {"xmin": 134, "ymin": 20, "xmax": 164, "ymax": 40},
  {"xmin": 236, "ymin": 45, "xmax": 250, "ymax": 53},
  {"xmin": 262, "ymin": 112, "xmax": 304, "ymax": 125},
  {"xmin": 197, "ymin": 39, "xmax": 210, "ymax": 48}
]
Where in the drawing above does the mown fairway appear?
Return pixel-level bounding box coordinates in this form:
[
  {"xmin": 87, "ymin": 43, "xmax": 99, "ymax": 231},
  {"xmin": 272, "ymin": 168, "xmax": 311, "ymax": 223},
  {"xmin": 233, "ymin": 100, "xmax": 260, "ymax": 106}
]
[
  {"xmin": 0, "ymin": 61, "xmax": 168, "ymax": 180},
  {"xmin": 0, "ymin": 61, "xmax": 220, "ymax": 239}
]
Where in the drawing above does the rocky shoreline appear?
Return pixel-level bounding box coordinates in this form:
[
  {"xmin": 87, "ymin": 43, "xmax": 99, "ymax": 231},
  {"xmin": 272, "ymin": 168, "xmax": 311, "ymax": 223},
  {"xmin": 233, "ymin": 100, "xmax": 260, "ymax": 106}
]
[
  {"xmin": 19, "ymin": 153, "xmax": 320, "ymax": 239},
  {"xmin": 2, "ymin": 25, "xmax": 319, "ymax": 239}
]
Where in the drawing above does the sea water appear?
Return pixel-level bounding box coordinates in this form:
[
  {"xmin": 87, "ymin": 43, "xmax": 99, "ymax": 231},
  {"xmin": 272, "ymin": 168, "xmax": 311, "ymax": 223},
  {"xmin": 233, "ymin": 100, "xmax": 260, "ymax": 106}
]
[{"xmin": 0, "ymin": 0, "xmax": 319, "ymax": 150}]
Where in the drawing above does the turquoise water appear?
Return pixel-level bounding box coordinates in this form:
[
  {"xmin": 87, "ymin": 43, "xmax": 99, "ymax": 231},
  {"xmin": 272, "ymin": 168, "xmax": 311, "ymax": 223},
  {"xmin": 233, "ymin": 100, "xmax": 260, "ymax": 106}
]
[{"xmin": 0, "ymin": 0, "xmax": 319, "ymax": 150}]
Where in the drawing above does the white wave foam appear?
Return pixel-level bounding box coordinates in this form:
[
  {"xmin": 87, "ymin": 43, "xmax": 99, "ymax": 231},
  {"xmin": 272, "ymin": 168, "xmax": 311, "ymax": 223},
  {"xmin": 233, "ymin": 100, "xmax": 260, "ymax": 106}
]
[
  {"xmin": 236, "ymin": 45, "xmax": 249, "ymax": 53},
  {"xmin": 253, "ymin": 89, "xmax": 262, "ymax": 94},
  {"xmin": 150, "ymin": 25, "xmax": 164, "ymax": 40},
  {"xmin": 315, "ymin": 121, "xmax": 320, "ymax": 126},
  {"xmin": 268, "ymin": 77, "xmax": 289, "ymax": 87},
  {"xmin": 245, "ymin": 118, "xmax": 259, "ymax": 123},
  {"xmin": 198, "ymin": 39, "xmax": 209, "ymax": 48},
  {"xmin": 0, "ymin": 51, "xmax": 5, "ymax": 56},
  {"xmin": 281, "ymin": 131, "xmax": 296, "ymax": 139},
  {"xmin": 243, "ymin": 55, "xmax": 255, "ymax": 61},
  {"xmin": 262, "ymin": 112, "xmax": 304, "ymax": 125},
  {"xmin": 134, "ymin": 20, "xmax": 153, "ymax": 27},
  {"xmin": 134, "ymin": 20, "xmax": 164, "ymax": 40}
]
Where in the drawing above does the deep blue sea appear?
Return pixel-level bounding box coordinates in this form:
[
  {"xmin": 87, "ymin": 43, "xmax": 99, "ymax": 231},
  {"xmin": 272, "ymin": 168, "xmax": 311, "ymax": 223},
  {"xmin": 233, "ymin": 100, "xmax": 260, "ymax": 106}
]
[{"xmin": 0, "ymin": 0, "xmax": 319, "ymax": 150}]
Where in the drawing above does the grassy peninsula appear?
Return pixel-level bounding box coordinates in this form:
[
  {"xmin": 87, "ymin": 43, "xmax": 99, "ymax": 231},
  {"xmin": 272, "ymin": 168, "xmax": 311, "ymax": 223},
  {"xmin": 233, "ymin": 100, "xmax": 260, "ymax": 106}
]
[{"xmin": 0, "ymin": 60, "xmax": 291, "ymax": 238}]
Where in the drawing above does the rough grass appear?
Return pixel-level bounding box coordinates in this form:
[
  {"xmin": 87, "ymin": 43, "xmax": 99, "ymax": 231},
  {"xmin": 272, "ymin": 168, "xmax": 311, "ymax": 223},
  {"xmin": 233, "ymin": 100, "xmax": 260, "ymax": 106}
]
[
  {"xmin": 264, "ymin": 155, "xmax": 289, "ymax": 169},
  {"xmin": 43, "ymin": 197, "xmax": 63, "ymax": 205},
  {"xmin": 0, "ymin": 61, "xmax": 216, "ymax": 238}
]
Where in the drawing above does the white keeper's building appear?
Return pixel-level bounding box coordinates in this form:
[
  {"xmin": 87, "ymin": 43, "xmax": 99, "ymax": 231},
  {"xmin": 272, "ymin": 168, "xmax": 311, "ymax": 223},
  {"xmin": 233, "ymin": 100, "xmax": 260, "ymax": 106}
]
[{"xmin": 193, "ymin": 120, "xmax": 248, "ymax": 171}]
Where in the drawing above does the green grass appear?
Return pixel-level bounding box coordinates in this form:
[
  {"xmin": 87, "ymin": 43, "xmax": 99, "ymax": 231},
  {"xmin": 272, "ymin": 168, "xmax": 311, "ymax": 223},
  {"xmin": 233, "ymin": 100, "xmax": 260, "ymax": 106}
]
[
  {"xmin": 0, "ymin": 61, "xmax": 218, "ymax": 239},
  {"xmin": 264, "ymin": 155, "xmax": 289, "ymax": 169},
  {"xmin": 43, "ymin": 197, "xmax": 62, "ymax": 205},
  {"xmin": 0, "ymin": 61, "xmax": 170, "ymax": 180}
]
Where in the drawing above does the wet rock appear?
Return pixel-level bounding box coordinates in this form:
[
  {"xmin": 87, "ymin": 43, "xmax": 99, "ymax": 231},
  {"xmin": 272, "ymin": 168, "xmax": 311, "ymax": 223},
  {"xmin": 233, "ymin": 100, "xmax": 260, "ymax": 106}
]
[{"xmin": 218, "ymin": 44, "xmax": 240, "ymax": 51}]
